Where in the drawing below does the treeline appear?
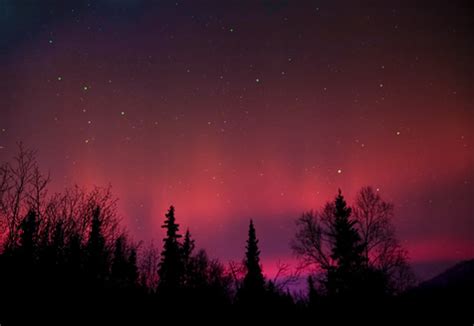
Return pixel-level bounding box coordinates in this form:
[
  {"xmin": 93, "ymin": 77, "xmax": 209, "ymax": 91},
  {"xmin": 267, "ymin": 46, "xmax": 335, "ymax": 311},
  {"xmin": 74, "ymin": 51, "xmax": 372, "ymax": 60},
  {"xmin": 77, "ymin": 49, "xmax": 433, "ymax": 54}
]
[{"xmin": 0, "ymin": 145, "xmax": 420, "ymax": 323}]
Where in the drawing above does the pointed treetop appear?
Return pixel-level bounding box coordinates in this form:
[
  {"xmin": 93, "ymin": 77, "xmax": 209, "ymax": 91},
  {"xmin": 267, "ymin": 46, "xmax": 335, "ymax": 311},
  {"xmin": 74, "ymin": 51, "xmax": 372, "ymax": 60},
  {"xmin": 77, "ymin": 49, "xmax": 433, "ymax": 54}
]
[
  {"xmin": 245, "ymin": 219, "xmax": 262, "ymax": 274},
  {"xmin": 182, "ymin": 228, "xmax": 195, "ymax": 260},
  {"xmin": 334, "ymin": 189, "xmax": 351, "ymax": 219},
  {"xmin": 239, "ymin": 218, "xmax": 265, "ymax": 299},
  {"xmin": 162, "ymin": 205, "xmax": 181, "ymax": 239}
]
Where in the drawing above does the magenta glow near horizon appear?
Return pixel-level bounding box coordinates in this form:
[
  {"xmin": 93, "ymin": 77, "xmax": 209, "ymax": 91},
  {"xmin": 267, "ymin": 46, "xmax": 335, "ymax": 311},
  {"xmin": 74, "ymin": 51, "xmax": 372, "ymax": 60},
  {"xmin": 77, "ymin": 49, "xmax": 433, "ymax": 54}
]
[{"xmin": 1, "ymin": 1, "xmax": 472, "ymax": 280}]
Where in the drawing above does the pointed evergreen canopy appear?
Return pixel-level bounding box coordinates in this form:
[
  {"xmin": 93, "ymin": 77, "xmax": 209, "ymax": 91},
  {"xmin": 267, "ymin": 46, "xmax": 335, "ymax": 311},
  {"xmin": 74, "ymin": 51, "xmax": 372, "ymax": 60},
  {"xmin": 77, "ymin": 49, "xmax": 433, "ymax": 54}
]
[
  {"xmin": 158, "ymin": 205, "xmax": 183, "ymax": 293},
  {"xmin": 182, "ymin": 228, "xmax": 195, "ymax": 263},
  {"xmin": 85, "ymin": 206, "xmax": 108, "ymax": 281},
  {"xmin": 330, "ymin": 189, "xmax": 364, "ymax": 269},
  {"xmin": 327, "ymin": 190, "xmax": 365, "ymax": 296},
  {"xmin": 239, "ymin": 219, "xmax": 265, "ymax": 302},
  {"xmin": 245, "ymin": 220, "xmax": 263, "ymax": 278},
  {"xmin": 111, "ymin": 235, "xmax": 128, "ymax": 285},
  {"xmin": 162, "ymin": 205, "xmax": 181, "ymax": 241},
  {"xmin": 19, "ymin": 210, "xmax": 38, "ymax": 261},
  {"xmin": 127, "ymin": 247, "xmax": 138, "ymax": 287}
]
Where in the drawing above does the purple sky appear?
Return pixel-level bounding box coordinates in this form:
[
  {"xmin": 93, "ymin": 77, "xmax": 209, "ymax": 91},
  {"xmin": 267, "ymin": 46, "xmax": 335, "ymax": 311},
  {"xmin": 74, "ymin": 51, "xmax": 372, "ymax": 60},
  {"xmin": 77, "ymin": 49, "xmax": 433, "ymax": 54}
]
[{"xmin": 1, "ymin": 0, "xmax": 472, "ymax": 280}]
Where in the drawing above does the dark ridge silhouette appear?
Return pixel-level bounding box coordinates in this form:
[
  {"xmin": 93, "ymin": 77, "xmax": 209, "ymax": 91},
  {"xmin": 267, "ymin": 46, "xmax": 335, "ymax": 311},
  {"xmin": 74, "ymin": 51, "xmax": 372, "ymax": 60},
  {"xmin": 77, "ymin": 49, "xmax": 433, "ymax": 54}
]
[
  {"xmin": 417, "ymin": 259, "xmax": 474, "ymax": 290},
  {"xmin": 0, "ymin": 145, "xmax": 471, "ymax": 324},
  {"xmin": 399, "ymin": 260, "xmax": 474, "ymax": 324}
]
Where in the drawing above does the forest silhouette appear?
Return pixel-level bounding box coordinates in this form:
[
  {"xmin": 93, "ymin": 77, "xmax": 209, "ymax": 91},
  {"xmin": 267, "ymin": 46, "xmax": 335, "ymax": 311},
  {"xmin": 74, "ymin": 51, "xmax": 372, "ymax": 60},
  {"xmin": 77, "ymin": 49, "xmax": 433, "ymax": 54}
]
[{"xmin": 0, "ymin": 144, "xmax": 471, "ymax": 324}]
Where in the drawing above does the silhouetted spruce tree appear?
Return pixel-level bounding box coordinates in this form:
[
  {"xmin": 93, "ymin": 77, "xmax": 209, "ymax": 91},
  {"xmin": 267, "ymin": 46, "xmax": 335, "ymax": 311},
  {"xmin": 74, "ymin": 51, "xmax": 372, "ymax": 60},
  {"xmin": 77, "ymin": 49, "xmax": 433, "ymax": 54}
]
[
  {"xmin": 19, "ymin": 210, "xmax": 38, "ymax": 253},
  {"xmin": 238, "ymin": 219, "xmax": 265, "ymax": 305},
  {"xmin": 181, "ymin": 228, "xmax": 195, "ymax": 287},
  {"xmin": 38, "ymin": 220, "xmax": 66, "ymax": 293},
  {"xmin": 85, "ymin": 207, "xmax": 108, "ymax": 284},
  {"xmin": 111, "ymin": 234, "xmax": 129, "ymax": 288},
  {"xmin": 51, "ymin": 221, "xmax": 66, "ymax": 266},
  {"xmin": 112, "ymin": 235, "xmax": 138, "ymax": 289},
  {"xmin": 158, "ymin": 205, "xmax": 183, "ymax": 295},
  {"xmin": 327, "ymin": 190, "xmax": 365, "ymax": 297},
  {"xmin": 49, "ymin": 221, "xmax": 67, "ymax": 293},
  {"xmin": 127, "ymin": 246, "xmax": 138, "ymax": 288},
  {"xmin": 65, "ymin": 231, "xmax": 83, "ymax": 276},
  {"xmin": 18, "ymin": 210, "xmax": 38, "ymax": 264},
  {"xmin": 12, "ymin": 210, "xmax": 40, "ymax": 297},
  {"xmin": 182, "ymin": 229, "xmax": 195, "ymax": 264}
]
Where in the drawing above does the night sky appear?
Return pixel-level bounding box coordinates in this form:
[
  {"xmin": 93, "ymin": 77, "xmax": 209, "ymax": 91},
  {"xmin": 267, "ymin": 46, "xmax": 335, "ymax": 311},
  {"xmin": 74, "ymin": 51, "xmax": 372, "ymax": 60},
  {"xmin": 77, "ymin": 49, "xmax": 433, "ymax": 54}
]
[{"xmin": 1, "ymin": 0, "xmax": 472, "ymax": 280}]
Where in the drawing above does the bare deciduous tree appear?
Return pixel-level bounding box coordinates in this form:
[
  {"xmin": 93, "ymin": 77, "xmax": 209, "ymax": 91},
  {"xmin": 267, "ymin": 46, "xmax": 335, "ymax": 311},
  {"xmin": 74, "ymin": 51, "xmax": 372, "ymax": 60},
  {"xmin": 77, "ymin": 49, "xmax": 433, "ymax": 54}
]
[
  {"xmin": 228, "ymin": 260, "xmax": 245, "ymax": 296},
  {"xmin": 272, "ymin": 260, "xmax": 301, "ymax": 291},
  {"xmin": 353, "ymin": 186, "xmax": 415, "ymax": 293},
  {"xmin": 0, "ymin": 144, "xmax": 121, "ymax": 254},
  {"xmin": 291, "ymin": 187, "xmax": 415, "ymax": 295},
  {"xmin": 139, "ymin": 241, "xmax": 160, "ymax": 292},
  {"xmin": 0, "ymin": 143, "xmax": 49, "ymax": 250},
  {"xmin": 291, "ymin": 207, "xmax": 335, "ymax": 272},
  {"xmin": 353, "ymin": 186, "xmax": 394, "ymax": 265}
]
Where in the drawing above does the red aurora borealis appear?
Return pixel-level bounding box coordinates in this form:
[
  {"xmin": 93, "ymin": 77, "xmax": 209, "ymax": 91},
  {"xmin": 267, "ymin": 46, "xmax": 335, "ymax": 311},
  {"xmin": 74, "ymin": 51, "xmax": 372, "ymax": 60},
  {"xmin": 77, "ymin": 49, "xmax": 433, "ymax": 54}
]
[{"xmin": 1, "ymin": 1, "xmax": 472, "ymax": 279}]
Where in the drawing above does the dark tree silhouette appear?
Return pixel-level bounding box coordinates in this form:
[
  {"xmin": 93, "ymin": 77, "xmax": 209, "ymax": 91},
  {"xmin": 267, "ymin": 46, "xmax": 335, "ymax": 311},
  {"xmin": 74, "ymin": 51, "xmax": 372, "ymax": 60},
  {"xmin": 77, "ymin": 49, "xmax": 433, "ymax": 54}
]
[
  {"xmin": 183, "ymin": 248, "xmax": 232, "ymax": 305},
  {"xmin": 307, "ymin": 275, "xmax": 319, "ymax": 308},
  {"xmin": 158, "ymin": 205, "xmax": 183, "ymax": 295},
  {"xmin": 0, "ymin": 145, "xmax": 438, "ymax": 324},
  {"xmin": 127, "ymin": 246, "xmax": 139, "ymax": 288},
  {"xmin": 353, "ymin": 186, "xmax": 415, "ymax": 293},
  {"xmin": 18, "ymin": 210, "xmax": 38, "ymax": 263},
  {"xmin": 182, "ymin": 228, "xmax": 195, "ymax": 264},
  {"xmin": 0, "ymin": 144, "xmax": 49, "ymax": 252},
  {"xmin": 181, "ymin": 228, "xmax": 195, "ymax": 287},
  {"xmin": 85, "ymin": 207, "xmax": 109, "ymax": 284},
  {"xmin": 237, "ymin": 219, "xmax": 265, "ymax": 305},
  {"xmin": 50, "ymin": 220, "xmax": 66, "ymax": 266},
  {"xmin": 110, "ymin": 234, "xmax": 137, "ymax": 288},
  {"xmin": 139, "ymin": 241, "xmax": 160, "ymax": 291},
  {"xmin": 65, "ymin": 231, "xmax": 83, "ymax": 279},
  {"xmin": 327, "ymin": 190, "xmax": 365, "ymax": 296},
  {"xmin": 292, "ymin": 188, "xmax": 414, "ymax": 301}
]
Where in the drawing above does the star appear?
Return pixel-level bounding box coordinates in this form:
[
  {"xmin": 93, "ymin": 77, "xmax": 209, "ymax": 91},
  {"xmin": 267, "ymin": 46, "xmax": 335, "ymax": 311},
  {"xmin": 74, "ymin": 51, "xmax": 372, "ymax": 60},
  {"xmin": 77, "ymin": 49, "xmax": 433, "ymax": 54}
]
[{"xmin": 337, "ymin": 169, "xmax": 342, "ymax": 174}]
